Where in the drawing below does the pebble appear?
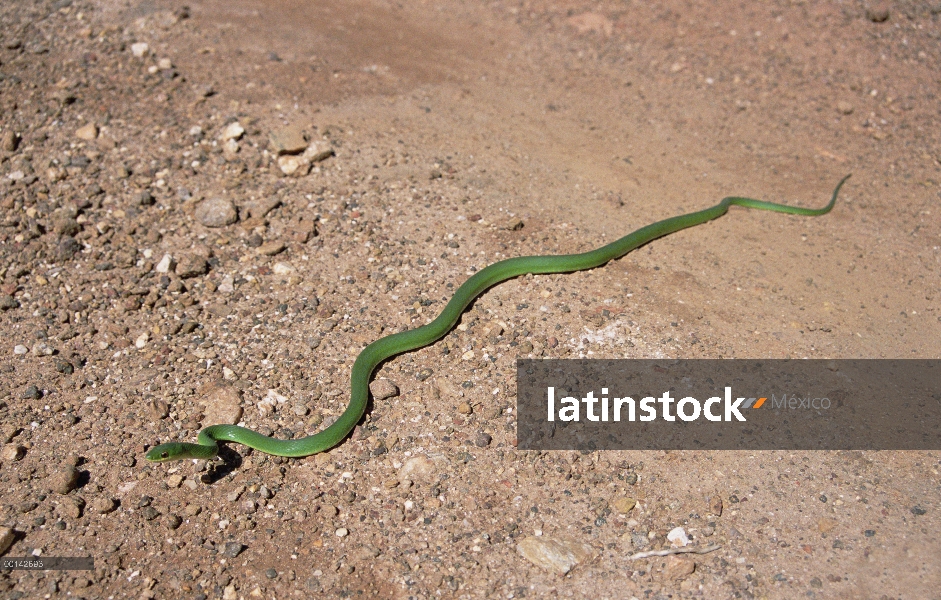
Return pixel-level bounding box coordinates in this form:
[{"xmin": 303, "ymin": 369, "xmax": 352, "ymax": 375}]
[
  {"xmin": 866, "ymin": 5, "xmax": 890, "ymax": 22},
  {"xmin": 398, "ymin": 454, "xmax": 437, "ymax": 483},
  {"xmin": 256, "ymin": 241, "xmax": 286, "ymax": 256},
  {"xmin": 13, "ymin": 345, "xmax": 28, "ymax": 355},
  {"xmin": 516, "ymin": 536, "xmax": 596, "ymax": 575},
  {"xmin": 272, "ymin": 262, "xmax": 296, "ymax": 275},
  {"xmin": 0, "ymin": 295, "xmax": 19, "ymax": 310},
  {"xmin": 1, "ymin": 131, "xmax": 19, "ymax": 152},
  {"xmin": 59, "ymin": 496, "xmax": 85, "ymax": 518},
  {"xmin": 709, "ymin": 495, "xmax": 723, "ymax": 517},
  {"xmin": 175, "ymin": 255, "xmax": 209, "ymax": 278},
  {"xmin": 131, "ymin": 42, "xmax": 149, "ymax": 57},
  {"xmin": 1, "ymin": 445, "xmax": 25, "ymax": 461},
  {"xmin": 613, "ymin": 497, "xmax": 636, "ymax": 514},
  {"xmin": 220, "ymin": 122, "xmax": 244, "ymax": 142},
  {"xmin": 195, "ymin": 197, "xmax": 238, "ymax": 227},
  {"xmin": 223, "ymin": 542, "xmax": 245, "ymax": 558},
  {"xmin": 457, "ymin": 402, "xmax": 473, "ymax": 415},
  {"xmin": 21, "ymin": 385, "xmax": 41, "ymax": 399},
  {"xmin": 663, "ymin": 555, "xmax": 695, "ymax": 580},
  {"xmin": 369, "ymin": 379, "xmax": 399, "ymax": 400},
  {"xmin": 200, "ymin": 381, "xmax": 244, "ymax": 425},
  {"xmin": 836, "ymin": 101, "xmax": 854, "ymax": 115},
  {"xmin": 474, "ymin": 432, "xmax": 492, "ymax": 447},
  {"xmin": 667, "ymin": 527, "xmax": 690, "ymax": 547},
  {"xmin": 335, "ymin": 528, "xmax": 349, "ymax": 537},
  {"xmin": 56, "ymin": 236, "xmax": 82, "ymax": 261},
  {"xmin": 155, "ymin": 254, "xmax": 175, "ymax": 273},
  {"xmin": 0, "ymin": 527, "xmax": 15, "ymax": 554},
  {"xmin": 49, "ymin": 465, "xmax": 79, "ymax": 494},
  {"xmin": 134, "ymin": 332, "xmax": 149, "ymax": 349},
  {"xmin": 75, "ymin": 123, "xmax": 98, "ymax": 141},
  {"xmin": 92, "ymin": 497, "xmax": 117, "ymax": 514},
  {"xmin": 269, "ymin": 126, "xmax": 308, "ymax": 155},
  {"xmin": 218, "ymin": 275, "xmax": 235, "ymax": 293}
]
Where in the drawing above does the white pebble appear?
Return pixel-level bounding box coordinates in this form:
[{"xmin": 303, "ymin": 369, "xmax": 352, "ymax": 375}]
[
  {"xmin": 667, "ymin": 527, "xmax": 690, "ymax": 547},
  {"xmin": 335, "ymin": 528, "xmax": 348, "ymax": 537},
  {"xmin": 13, "ymin": 345, "xmax": 28, "ymax": 355},
  {"xmin": 155, "ymin": 254, "xmax": 174, "ymax": 274},
  {"xmin": 221, "ymin": 122, "xmax": 244, "ymax": 142},
  {"xmin": 131, "ymin": 42, "xmax": 149, "ymax": 58},
  {"xmin": 135, "ymin": 332, "xmax": 149, "ymax": 349}
]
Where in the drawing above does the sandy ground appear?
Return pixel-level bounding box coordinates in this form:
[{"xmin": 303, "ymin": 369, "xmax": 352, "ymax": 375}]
[{"xmin": 0, "ymin": 0, "xmax": 939, "ymax": 598}]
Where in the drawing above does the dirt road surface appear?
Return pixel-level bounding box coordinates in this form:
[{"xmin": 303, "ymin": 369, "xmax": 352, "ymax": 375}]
[{"xmin": 1, "ymin": 0, "xmax": 939, "ymax": 597}]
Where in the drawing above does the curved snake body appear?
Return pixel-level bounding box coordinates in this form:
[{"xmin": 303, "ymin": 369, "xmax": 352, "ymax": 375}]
[{"xmin": 146, "ymin": 175, "xmax": 849, "ymax": 462}]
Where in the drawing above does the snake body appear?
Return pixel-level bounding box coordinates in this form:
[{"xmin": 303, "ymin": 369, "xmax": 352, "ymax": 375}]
[{"xmin": 146, "ymin": 175, "xmax": 849, "ymax": 462}]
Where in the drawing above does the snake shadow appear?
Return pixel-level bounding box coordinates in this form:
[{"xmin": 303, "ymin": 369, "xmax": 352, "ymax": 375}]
[{"xmin": 200, "ymin": 445, "xmax": 243, "ymax": 484}]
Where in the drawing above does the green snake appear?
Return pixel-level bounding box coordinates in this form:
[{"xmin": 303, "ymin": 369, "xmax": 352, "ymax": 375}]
[{"xmin": 145, "ymin": 175, "xmax": 850, "ymax": 462}]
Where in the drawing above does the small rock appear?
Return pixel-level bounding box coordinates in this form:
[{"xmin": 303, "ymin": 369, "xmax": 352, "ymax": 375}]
[
  {"xmin": 272, "ymin": 262, "xmax": 296, "ymax": 275},
  {"xmin": 75, "ymin": 123, "xmax": 98, "ymax": 141},
  {"xmin": 138, "ymin": 190, "xmax": 155, "ymax": 206},
  {"xmin": 911, "ymin": 505, "xmax": 927, "ymax": 516},
  {"xmin": 0, "ymin": 527, "xmax": 15, "ymax": 554},
  {"xmin": 474, "ymin": 432, "xmax": 492, "ymax": 447},
  {"xmin": 164, "ymin": 514, "xmax": 183, "ymax": 529},
  {"xmin": 709, "ymin": 495, "xmax": 723, "ymax": 517},
  {"xmin": 175, "ymin": 255, "xmax": 209, "ymax": 278},
  {"xmin": 131, "ymin": 42, "xmax": 149, "ymax": 57},
  {"xmin": 155, "ymin": 254, "xmax": 175, "ymax": 273},
  {"xmin": 200, "ymin": 381, "xmax": 244, "ymax": 425},
  {"xmin": 256, "ymin": 241, "xmax": 286, "ymax": 256},
  {"xmin": 269, "ymin": 126, "xmax": 308, "ymax": 155},
  {"xmin": 49, "ymin": 465, "xmax": 79, "ymax": 494},
  {"xmin": 0, "ymin": 295, "xmax": 19, "ymax": 310},
  {"xmin": 613, "ymin": 497, "xmax": 636, "ymax": 514},
  {"xmin": 13, "ymin": 345, "xmax": 29, "ymax": 355},
  {"xmin": 222, "ymin": 138, "xmax": 239, "ymax": 158},
  {"xmin": 221, "ymin": 122, "xmax": 245, "ymax": 142},
  {"xmin": 92, "ymin": 497, "xmax": 117, "ymax": 514},
  {"xmin": 218, "ymin": 275, "xmax": 235, "ymax": 293},
  {"xmin": 335, "ymin": 528, "xmax": 349, "ymax": 537},
  {"xmin": 21, "ymin": 385, "xmax": 41, "ymax": 399},
  {"xmin": 1, "ymin": 445, "xmax": 25, "ymax": 461},
  {"xmin": 369, "ymin": 379, "xmax": 399, "ymax": 400},
  {"xmin": 398, "ymin": 455, "xmax": 437, "ymax": 483},
  {"xmin": 59, "ymin": 496, "xmax": 85, "ymax": 518},
  {"xmin": 663, "ymin": 555, "xmax": 695, "ymax": 580},
  {"xmin": 517, "ymin": 536, "xmax": 596, "ymax": 575},
  {"xmin": 195, "ymin": 197, "xmax": 238, "ymax": 227},
  {"xmin": 56, "ymin": 236, "xmax": 82, "ymax": 261},
  {"xmin": 866, "ymin": 5, "xmax": 890, "ymax": 22},
  {"xmin": 500, "ymin": 217, "xmax": 524, "ymax": 231},
  {"xmin": 277, "ymin": 155, "xmax": 308, "ymax": 176},
  {"xmin": 836, "ymin": 101, "xmax": 854, "ymax": 115},
  {"xmin": 667, "ymin": 527, "xmax": 690, "ymax": 547},
  {"xmin": 1, "ymin": 131, "xmax": 20, "ymax": 152},
  {"xmin": 134, "ymin": 332, "xmax": 149, "ymax": 349},
  {"xmin": 31, "ymin": 342, "xmax": 54, "ymax": 356},
  {"xmin": 242, "ymin": 197, "xmax": 281, "ymax": 220},
  {"xmin": 457, "ymin": 402, "xmax": 473, "ymax": 415},
  {"xmin": 223, "ymin": 541, "xmax": 245, "ymax": 558}
]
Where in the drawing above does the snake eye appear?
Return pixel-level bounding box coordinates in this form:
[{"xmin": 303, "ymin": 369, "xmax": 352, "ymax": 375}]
[{"xmin": 160, "ymin": 451, "xmax": 169, "ymax": 459}]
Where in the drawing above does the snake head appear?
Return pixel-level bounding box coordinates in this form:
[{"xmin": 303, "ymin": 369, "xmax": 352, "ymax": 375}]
[{"xmin": 145, "ymin": 442, "xmax": 189, "ymax": 462}]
